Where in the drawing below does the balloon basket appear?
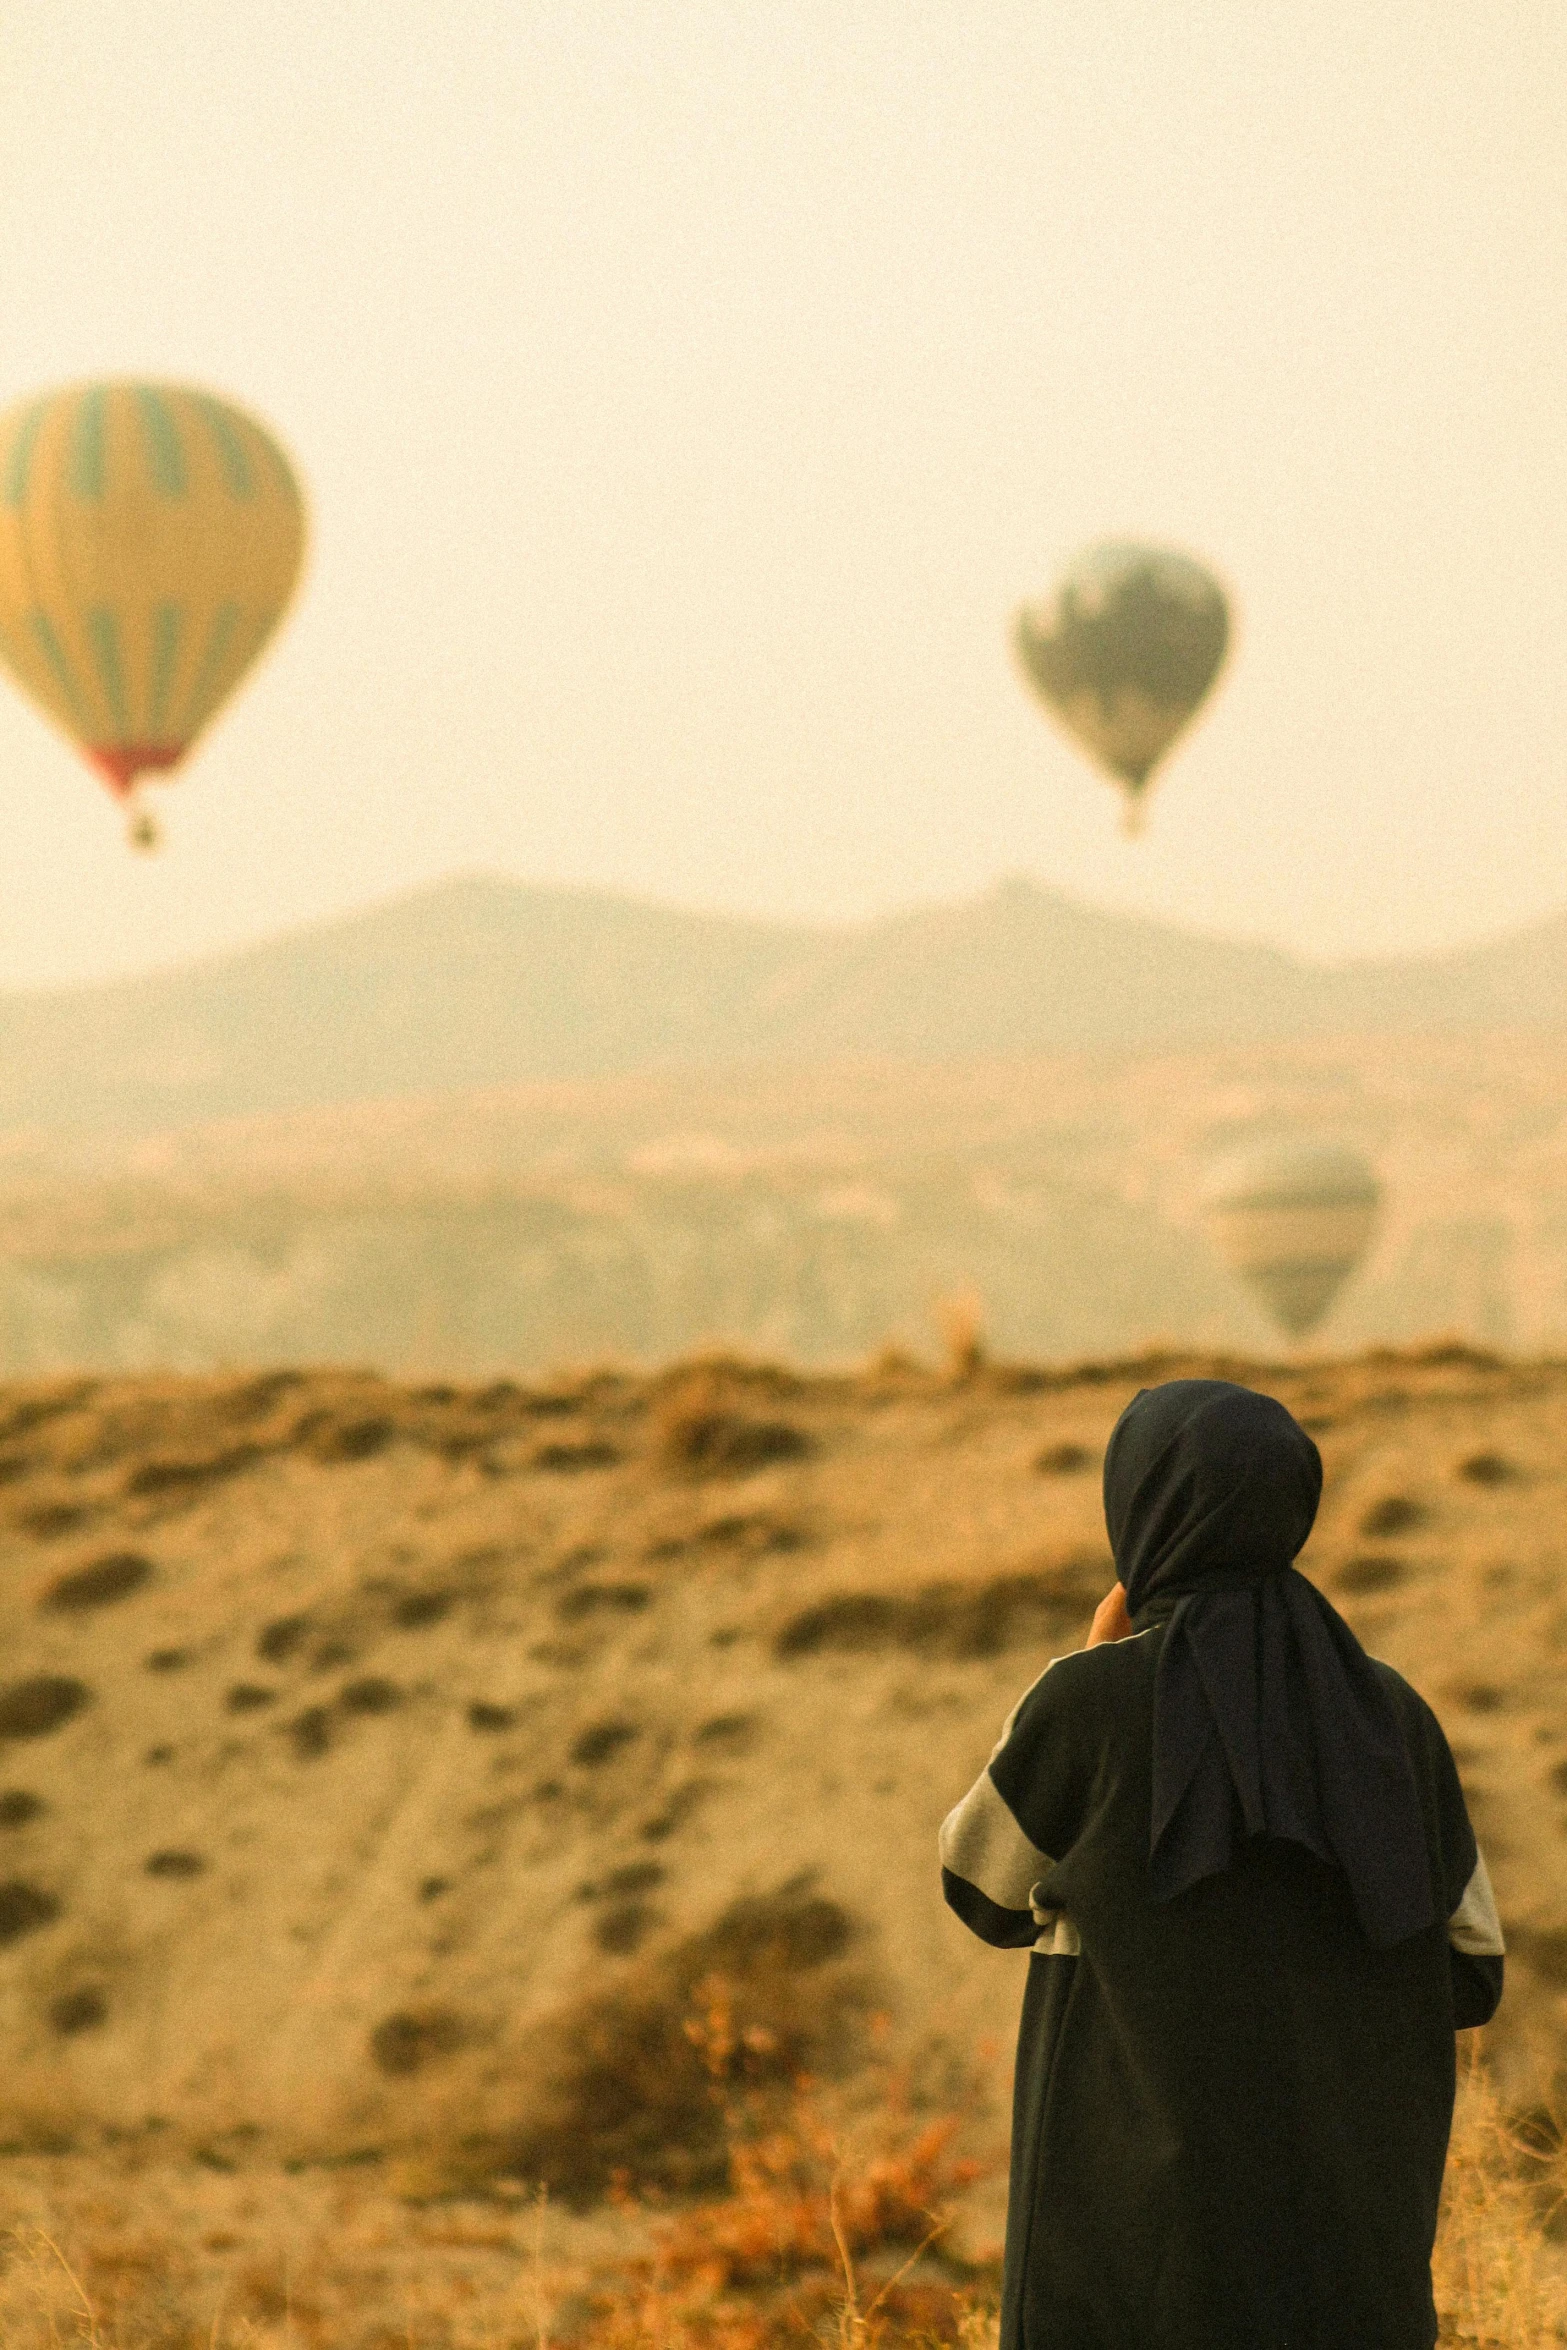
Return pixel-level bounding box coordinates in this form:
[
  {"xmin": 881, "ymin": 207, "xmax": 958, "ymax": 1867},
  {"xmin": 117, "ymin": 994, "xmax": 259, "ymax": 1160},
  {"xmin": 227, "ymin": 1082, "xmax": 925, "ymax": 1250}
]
[
  {"xmin": 1119, "ymin": 792, "xmax": 1148, "ymax": 839},
  {"xmin": 127, "ymin": 802, "xmax": 162, "ymax": 854}
]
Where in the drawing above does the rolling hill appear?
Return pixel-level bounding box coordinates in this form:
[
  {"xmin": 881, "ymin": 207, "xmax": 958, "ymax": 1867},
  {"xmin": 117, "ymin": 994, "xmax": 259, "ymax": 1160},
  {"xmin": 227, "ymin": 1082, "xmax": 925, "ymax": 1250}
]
[{"xmin": 3, "ymin": 873, "xmax": 1567, "ymax": 1139}]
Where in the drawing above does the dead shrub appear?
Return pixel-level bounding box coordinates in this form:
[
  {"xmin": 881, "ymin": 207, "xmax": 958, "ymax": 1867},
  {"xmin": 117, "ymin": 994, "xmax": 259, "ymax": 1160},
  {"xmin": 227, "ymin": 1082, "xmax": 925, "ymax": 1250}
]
[
  {"xmin": 339, "ymin": 1675, "xmax": 404, "ymax": 1714},
  {"xmin": 0, "ymin": 1677, "xmax": 91, "ymax": 1739},
  {"xmin": 47, "ymin": 1987, "xmax": 107, "ymax": 2036},
  {"xmin": 225, "ymin": 1682, "xmax": 276, "ymax": 1713},
  {"xmin": 255, "ymin": 1611, "xmax": 312, "ymax": 1661},
  {"xmin": 288, "ymin": 1705, "xmax": 332, "ymax": 1759},
  {"xmin": 393, "ymin": 1587, "xmax": 456, "ymax": 1629},
  {"xmin": 1034, "ymin": 1442, "xmax": 1093, "ymax": 1476},
  {"xmin": 468, "ymin": 1701, "xmax": 516, "ymax": 1733},
  {"xmin": 1332, "ymin": 1554, "xmax": 1410, "ymax": 1595},
  {"xmin": 647, "ymin": 1514, "xmax": 808, "ymax": 1561},
  {"xmin": 1452, "ymin": 1682, "xmax": 1508, "ymax": 1714},
  {"xmin": 570, "ymin": 2013, "xmax": 990, "ymax": 2350},
  {"xmin": 13, "ymin": 1502, "xmax": 89, "ymax": 1540},
  {"xmin": 571, "ymin": 1718, "xmax": 639, "ymax": 1765},
  {"xmin": 123, "ymin": 1447, "xmax": 260, "ymax": 1497},
  {"xmin": 0, "ymin": 1386, "xmax": 96, "ymax": 1444},
  {"xmin": 477, "ymin": 1888, "xmax": 867, "ymax": 2204},
  {"xmin": 534, "ymin": 1440, "xmax": 622, "ymax": 1473},
  {"xmin": 596, "ymin": 1902, "xmax": 659, "ymax": 1954},
  {"xmin": 41, "ymin": 1551, "xmax": 154, "ymax": 1612},
  {"xmin": 0, "ymin": 1882, "xmax": 61, "ymax": 1943},
  {"xmin": 298, "ymin": 1412, "xmax": 395, "ymax": 1463},
  {"xmin": 696, "ymin": 1712, "xmax": 762, "ymax": 1754},
  {"xmin": 579, "ymin": 1861, "xmax": 666, "ymax": 1902},
  {"xmin": 1460, "ymin": 1452, "xmax": 1518, "ymax": 1487},
  {"xmin": 144, "ymin": 1850, "xmax": 206, "ymax": 1879},
  {"xmin": 776, "ymin": 1563, "xmax": 1110, "ymax": 1663},
  {"xmin": 655, "ymin": 1375, "xmax": 812, "ymax": 1478},
  {"xmin": 1359, "ymin": 1495, "xmax": 1426, "ymax": 1536},
  {"xmin": 370, "ymin": 2005, "xmax": 470, "ymax": 2077},
  {"xmin": 557, "ymin": 1583, "xmax": 652, "ymax": 1621},
  {"xmin": 222, "ymin": 1368, "xmax": 306, "ymax": 1420}
]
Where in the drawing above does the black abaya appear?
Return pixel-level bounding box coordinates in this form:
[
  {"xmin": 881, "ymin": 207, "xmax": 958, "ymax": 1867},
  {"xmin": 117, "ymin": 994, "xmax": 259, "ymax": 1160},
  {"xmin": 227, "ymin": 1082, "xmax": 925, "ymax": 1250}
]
[{"xmin": 941, "ymin": 1623, "xmax": 1502, "ymax": 2350}]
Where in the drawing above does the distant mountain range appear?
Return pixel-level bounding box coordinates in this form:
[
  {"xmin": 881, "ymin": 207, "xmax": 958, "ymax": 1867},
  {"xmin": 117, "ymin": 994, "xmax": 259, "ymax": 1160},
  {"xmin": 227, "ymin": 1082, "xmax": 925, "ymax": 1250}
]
[{"xmin": 2, "ymin": 872, "xmax": 1566, "ymax": 1136}]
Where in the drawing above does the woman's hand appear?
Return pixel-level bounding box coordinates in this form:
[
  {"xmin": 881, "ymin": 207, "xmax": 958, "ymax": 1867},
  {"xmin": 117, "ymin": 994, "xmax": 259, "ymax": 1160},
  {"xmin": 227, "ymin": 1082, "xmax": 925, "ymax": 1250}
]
[{"xmin": 1086, "ymin": 1582, "xmax": 1133, "ymax": 1647}]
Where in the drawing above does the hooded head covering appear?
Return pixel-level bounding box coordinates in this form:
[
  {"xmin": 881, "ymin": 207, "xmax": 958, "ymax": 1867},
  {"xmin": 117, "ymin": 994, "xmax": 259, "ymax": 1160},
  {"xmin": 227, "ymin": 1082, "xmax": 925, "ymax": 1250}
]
[{"xmin": 1103, "ymin": 1379, "xmax": 1433, "ymax": 1947}]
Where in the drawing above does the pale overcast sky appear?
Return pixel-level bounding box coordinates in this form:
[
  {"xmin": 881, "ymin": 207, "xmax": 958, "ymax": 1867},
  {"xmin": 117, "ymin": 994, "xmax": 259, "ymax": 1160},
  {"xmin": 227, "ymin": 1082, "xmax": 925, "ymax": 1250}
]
[{"xmin": 0, "ymin": 3, "xmax": 1562, "ymax": 986}]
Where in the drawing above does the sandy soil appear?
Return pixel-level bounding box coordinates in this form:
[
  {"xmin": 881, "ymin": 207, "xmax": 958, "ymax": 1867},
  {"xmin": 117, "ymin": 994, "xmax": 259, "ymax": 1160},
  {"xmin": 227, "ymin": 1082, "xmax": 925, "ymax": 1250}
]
[{"xmin": 0, "ymin": 1342, "xmax": 1557, "ymax": 2338}]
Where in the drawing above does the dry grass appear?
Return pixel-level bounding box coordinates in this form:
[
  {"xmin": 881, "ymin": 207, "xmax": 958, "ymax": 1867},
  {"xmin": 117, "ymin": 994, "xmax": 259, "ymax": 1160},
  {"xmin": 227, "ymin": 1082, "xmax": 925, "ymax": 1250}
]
[
  {"xmin": 0, "ymin": 2043, "xmax": 1562, "ymax": 2348},
  {"xmin": 0, "ymin": 1995, "xmax": 996, "ymax": 2350},
  {"xmin": 569, "ymin": 1983, "xmax": 993, "ymax": 2350},
  {"xmin": 1434, "ymin": 2054, "xmax": 1567, "ymax": 2347},
  {"xmin": 2, "ymin": 1344, "xmax": 1567, "ymax": 2340}
]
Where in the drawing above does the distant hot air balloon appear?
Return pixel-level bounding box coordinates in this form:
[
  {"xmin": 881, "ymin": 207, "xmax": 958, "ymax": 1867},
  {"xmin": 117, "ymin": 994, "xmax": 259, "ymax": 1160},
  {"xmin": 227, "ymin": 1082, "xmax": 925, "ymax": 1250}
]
[
  {"xmin": 0, "ymin": 380, "xmax": 306, "ymax": 848},
  {"xmin": 1201, "ymin": 1139, "xmax": 1380, "ymax": 1340},
  {"xmin": 1013, "ymin": 541, "xmax": 1230, "ymax": 833}
]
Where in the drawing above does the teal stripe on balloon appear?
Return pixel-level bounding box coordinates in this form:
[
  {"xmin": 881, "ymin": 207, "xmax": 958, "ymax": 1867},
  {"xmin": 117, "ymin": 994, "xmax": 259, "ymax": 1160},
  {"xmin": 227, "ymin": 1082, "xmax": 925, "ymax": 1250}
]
[
  {"xmin": 4, "ymin": 402, "xmax": 47, "ymax": 508},
  {"xmin": 71, "ymin": 386, "xmax": 107, "ymax": 499},
  {"xmin": 134, "ymin": 388, "xmax": 187, "ymax": 496},
  {"xmin": 183, "ymin": 601, "xmax": 239, "ymax": 732},
  {"xmin": 148, "ymin": 603, "xmax": 182, "ymax": 733},
  {"xmin": 255, "ymin": 430, "xmax": 299, "ymax": 504},
  {"xmin": 195, "ymin": 397, "xmax": 253, "ymax": 497},
  {"xmin": 86, "ymin": 609, "xmax": 129, "ymax": 734},
  {"xmin": 29, "ymin": 612, "xmax": 89, "ymax": 724}
]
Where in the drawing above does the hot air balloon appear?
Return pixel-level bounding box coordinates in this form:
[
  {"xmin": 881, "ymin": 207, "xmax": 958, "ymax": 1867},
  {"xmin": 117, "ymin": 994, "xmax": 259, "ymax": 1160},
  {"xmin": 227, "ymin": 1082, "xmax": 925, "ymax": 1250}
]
[
  {"xmin": 0, "ymin": 380, "xmax": 306, "ymax": 848},
  {"xmin": 1200, "ymin": 1139, "xmax": 1380, "ymax": 1340},
  {"xmin": 1013, "ymin": 541, "xmax": 1230, "ymax": 833}
]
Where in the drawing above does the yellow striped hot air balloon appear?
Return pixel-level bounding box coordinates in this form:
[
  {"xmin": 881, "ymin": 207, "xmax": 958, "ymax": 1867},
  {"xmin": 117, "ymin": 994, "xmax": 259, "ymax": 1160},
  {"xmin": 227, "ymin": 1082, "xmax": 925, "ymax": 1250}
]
[{"xmin": 0, "ymin": 380, "xmax": 306, "ymax": 847}]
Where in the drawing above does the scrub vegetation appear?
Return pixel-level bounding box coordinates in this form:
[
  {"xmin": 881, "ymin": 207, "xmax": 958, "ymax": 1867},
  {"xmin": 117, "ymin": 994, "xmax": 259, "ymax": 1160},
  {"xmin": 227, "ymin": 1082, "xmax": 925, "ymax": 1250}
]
[
  {"xmin": 0, "ymin": 2051, "xmax": 1556, "ymax": 2346},
  {"xmin": 0, "ymin": 1344, "xmax": 1558, "ymax": 2338}
]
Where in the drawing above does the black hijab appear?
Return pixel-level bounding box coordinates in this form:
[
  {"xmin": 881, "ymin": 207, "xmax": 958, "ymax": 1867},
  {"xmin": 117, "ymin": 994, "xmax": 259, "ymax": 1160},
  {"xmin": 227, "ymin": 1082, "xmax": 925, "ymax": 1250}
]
[{"xmin": 1103, "ymin": 1379, "xmax": 1433, "ymax": 1947}]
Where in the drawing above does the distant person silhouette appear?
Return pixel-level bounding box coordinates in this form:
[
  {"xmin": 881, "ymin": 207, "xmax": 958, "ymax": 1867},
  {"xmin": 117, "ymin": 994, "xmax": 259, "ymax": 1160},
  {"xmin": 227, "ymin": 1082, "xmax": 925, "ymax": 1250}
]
[{"xmin": 941, "ymin": 1379, "xmax": 1502, "ymax": 2350}]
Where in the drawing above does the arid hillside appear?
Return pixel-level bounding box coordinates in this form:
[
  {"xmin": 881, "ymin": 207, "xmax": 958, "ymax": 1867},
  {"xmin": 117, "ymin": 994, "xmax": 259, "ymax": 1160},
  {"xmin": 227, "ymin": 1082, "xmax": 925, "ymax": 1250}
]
[{"xmin": 0, "ymin": 1337, "xmax": 1556, "ymax": 2204}]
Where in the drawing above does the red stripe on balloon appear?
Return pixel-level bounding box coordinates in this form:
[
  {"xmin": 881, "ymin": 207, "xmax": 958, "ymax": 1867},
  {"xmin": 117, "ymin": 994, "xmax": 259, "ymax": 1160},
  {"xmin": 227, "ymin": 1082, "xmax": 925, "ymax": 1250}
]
[{"xmin": 86, "ymin": 744, "xmax": 186, "ymax": 798}]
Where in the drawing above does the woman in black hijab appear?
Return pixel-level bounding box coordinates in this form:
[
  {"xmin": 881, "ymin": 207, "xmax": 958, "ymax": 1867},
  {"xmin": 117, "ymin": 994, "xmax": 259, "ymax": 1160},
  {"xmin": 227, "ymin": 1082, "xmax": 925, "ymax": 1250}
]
[{"xmin": 940, "ymin": 1380, "xmax": 1502, "ymax": 2350}]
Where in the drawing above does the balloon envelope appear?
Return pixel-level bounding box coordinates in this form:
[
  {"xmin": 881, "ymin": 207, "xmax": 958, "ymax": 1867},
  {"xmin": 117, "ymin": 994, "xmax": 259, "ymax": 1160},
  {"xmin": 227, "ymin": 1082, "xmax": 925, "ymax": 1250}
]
[
  {"xmin": 0, "ymin": 380, "xmax": 306, "ymax": 810},
  {"xmin": 1014, "ymin": 541, "xmax": 1229, "ymax": 826},
  {"xmin": 1201, "ymin": 1140, "xmax": 1380, "ymax": 1338}
]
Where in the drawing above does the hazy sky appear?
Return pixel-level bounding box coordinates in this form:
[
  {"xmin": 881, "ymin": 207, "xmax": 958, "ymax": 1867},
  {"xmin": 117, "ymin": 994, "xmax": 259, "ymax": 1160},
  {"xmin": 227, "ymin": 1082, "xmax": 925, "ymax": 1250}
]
[{"xmin": 1, "ymin": 3, "xmax": 1563, "ymax": 987}]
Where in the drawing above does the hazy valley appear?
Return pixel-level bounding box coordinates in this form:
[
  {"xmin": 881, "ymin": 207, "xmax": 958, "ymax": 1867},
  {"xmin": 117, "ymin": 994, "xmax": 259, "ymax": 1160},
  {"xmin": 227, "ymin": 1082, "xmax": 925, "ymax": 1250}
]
[{"xmin": 1, "ymin": 876, "xmax": 1566, "ymax": 1376}]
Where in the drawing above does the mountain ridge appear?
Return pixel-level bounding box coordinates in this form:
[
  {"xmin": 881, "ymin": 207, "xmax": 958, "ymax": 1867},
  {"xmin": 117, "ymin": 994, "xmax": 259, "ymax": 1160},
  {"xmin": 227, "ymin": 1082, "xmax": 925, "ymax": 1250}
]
[{"xmin": 2, "ymin": 871, "xmax": 1565, "ymax": 1136}]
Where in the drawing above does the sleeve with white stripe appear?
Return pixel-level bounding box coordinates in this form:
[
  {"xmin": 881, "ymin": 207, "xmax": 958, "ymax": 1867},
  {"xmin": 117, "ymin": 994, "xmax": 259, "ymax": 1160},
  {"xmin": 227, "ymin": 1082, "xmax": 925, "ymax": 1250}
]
[
  {"xmin": 939, "ymin": 1673, "xmax": 1081, "ymax": 1956},
  {"xmin": 1448, "ymin": 1848, "xmax": 1504, "ymax": 2028}
]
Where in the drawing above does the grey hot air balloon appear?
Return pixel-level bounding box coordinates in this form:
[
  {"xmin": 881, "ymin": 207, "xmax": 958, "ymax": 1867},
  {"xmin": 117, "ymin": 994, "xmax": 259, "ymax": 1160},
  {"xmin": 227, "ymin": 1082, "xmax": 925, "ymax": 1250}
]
[
  {"xmin": 1200, "ymin": 1140, "xmax": 1381, "ymax": 1339},
  {"xmin": 1013, "ymin": 541, "xmax": 1230, "ymax": 832}
]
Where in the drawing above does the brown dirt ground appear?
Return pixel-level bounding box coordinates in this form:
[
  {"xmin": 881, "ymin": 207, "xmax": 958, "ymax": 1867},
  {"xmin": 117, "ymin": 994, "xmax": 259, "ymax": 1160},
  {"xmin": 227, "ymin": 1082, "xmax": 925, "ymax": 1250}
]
[{"xmin": 0, "ymin": 1343, "xmax": 1558, "ymax": 2340}]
